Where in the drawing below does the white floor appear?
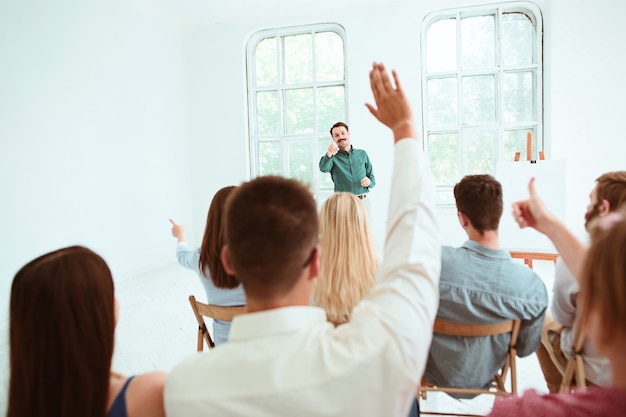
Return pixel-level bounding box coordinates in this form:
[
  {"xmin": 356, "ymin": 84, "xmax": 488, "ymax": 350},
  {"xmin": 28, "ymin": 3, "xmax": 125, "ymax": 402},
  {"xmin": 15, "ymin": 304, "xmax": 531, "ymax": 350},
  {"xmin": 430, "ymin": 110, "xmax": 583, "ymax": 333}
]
[{"xmin": 0, "ymin": 258, "xmax": 555, "ymax": 416}]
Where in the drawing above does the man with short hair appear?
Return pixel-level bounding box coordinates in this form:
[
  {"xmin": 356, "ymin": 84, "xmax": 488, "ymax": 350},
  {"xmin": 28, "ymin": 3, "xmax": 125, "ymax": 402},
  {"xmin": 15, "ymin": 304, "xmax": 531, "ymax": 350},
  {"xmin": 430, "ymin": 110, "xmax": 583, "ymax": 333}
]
[
  {"xmin": 532, "ymin": 171, "xmax": 626, "ymax": 391},
  {"xmin": 423, "ymin": 174, "xmax": 548, "ymax": 397},
  {"xmin": 165, "ymin": 63, "xmax": 441, "ymax": 417},
  {"xmin": 319, "ymin": 121, "xmax": 375, "ymax": 199}
]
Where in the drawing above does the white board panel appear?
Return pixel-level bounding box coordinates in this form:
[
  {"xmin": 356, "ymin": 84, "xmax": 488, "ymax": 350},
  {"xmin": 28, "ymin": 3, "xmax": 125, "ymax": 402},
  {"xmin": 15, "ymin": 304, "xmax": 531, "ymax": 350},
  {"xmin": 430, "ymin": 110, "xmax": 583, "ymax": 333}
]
[{"xmin": 496, "ymin": 160, "xmax": 567, "ymax": 252}]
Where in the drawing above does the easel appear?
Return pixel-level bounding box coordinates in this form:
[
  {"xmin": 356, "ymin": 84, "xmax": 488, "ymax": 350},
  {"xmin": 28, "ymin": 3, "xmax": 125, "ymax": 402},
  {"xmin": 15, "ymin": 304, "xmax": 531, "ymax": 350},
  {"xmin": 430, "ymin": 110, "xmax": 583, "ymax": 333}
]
[
  {"xmin": 514, "ymin": 131, "xmax": 544, "ymax": 162},
  {"xmin": 509, "ymin": 131, "xmax": 558, "ymax": 263}
]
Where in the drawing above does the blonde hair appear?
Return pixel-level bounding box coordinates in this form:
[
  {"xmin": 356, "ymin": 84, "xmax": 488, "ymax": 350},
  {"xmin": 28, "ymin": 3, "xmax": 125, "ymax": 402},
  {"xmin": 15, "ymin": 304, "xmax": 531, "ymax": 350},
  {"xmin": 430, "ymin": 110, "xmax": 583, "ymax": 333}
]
[
  {"xmin": 314, "ymin": 193, "xmax": 378, "ymax": 325},
  {"xmin": 579, "ymin": 212, "xmax": 626, "ymax": 348}
]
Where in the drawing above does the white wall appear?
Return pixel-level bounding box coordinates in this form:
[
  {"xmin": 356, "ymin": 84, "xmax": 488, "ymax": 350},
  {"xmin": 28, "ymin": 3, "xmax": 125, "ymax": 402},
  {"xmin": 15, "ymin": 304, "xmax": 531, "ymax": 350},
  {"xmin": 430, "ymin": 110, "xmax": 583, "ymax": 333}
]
[
  {"xmin": 0, "ymin": 0, "xmax": 192, "ymax": 326},
  {"xmin": 548, "ymin": 0, "xmax": 626, "ymax": 232}
]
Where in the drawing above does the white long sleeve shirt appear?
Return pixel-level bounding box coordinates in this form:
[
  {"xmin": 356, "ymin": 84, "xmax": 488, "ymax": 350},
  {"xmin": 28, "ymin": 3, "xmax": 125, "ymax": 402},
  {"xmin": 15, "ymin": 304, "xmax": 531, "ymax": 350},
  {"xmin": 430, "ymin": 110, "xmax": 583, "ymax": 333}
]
[
  {"xmin": 551, "ymin": 258, "xmax": 611, "ymax": 386},
  {"xmin": 164, "ymin": 138, "xmax": 441, "ymax": 417}
]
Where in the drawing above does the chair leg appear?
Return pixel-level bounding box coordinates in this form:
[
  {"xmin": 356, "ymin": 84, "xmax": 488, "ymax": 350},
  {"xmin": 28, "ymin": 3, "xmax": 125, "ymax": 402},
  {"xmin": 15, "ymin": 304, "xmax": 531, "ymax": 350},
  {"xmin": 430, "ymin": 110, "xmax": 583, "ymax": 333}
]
[{"xmin": 197, "ymin": 328, "xmax": 203, "ymax": 352}]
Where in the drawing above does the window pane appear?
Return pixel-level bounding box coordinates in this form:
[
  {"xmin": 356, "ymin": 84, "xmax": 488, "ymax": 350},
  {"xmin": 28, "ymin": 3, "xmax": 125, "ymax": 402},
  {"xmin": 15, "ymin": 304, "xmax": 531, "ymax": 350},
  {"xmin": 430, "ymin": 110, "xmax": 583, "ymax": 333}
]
[
  {"xmin": 288, "ymin": 141, "xmax": 313, "ymax": 184},
  {"xmin": 462, "ymin": 75, "xmax": 495, "ymax": 124},
  {"xmin": 318, "ymin": 138, "xmax": 334, "ymax": 188},
  {"xmin": 259, "ymin": 141, "xmax": 281, "ymax": 176},
  {"xmin": 285, "ymin": 34, "xmax": 313, "ymax": 84},
  {"xmin": 255, "ymin": 38, "xmax": 278, "ymax": 86},
  {"xmin": 461, "ymin": 15, "xmax": 495, "ymax": 69},
  {"xmin": 465, "ymin": 130, "xmax": 496, "ymax": 175},
  {"xmin": 315, "ymin": 32, "xmax": 344, "ymax": 81},
  {"xmin": 503, "ymin": 71, "xmax": 534, "ymax": 122},
  {"xmin": 503, "ymin": 129, "xmax": 533, "ymax": 162},
  {"xmin": 502, "ymin": 13, "xmax": 534, "ymax": 67},
  {"xmin": 285, "ymin": 88, "xmax": 314, "ymax": 135},
  {"xmin": 316, "ymin": 190, "xmax": 334, "ymax": 210},
  {"xmin": 257, "ymin": 91, "xmax": 281, "ymax": 136},
  {"xmin": 427, "ymin": 78, "xmax": 458, "ymax": 126},
  {"xmin": 317, "ymin": 86, "xmax": 345, "ymax": 132},
  {"xmin": 427, "ymin": 18, "xmax": 457, "ymax": 72},
  {"xmin": 428, "ymin": 133, "xmax": 459, "ymax": 186}
]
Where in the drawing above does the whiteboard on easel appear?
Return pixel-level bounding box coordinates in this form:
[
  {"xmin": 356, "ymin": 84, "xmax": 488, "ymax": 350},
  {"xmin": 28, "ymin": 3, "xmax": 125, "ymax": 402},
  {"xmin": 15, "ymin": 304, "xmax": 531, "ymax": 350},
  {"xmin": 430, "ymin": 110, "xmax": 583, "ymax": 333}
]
[{"xmin": 496, "ymin": 159, "xmax": 567, "ymax": 252}]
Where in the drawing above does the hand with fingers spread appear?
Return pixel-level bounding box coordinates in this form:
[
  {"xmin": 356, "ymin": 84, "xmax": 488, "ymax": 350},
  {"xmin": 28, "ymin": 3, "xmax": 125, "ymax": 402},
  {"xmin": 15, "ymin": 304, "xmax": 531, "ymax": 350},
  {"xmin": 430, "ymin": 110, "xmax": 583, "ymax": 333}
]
[
  {"xmin": 511, "ymin": 178, "xmax": 556, "ymax": 234},
  {"xmin": 365, "ymin": 62, "xmax": 415, "ymax": 142},
  {"xmin": 169, "ymin": 219, "xmax": 186, "ymax": 243}
]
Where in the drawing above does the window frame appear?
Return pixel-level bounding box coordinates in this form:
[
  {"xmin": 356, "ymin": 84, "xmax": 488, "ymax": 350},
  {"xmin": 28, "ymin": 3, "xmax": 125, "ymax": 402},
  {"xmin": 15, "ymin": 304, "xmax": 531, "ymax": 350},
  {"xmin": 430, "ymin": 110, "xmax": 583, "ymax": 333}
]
[
  {"xmin": 246, "ymin": 23, "xmax": 348, "ymax": 205},
  {"xmin": 421, "ymin": 2, "xmax": 543, "ymax": 205}
]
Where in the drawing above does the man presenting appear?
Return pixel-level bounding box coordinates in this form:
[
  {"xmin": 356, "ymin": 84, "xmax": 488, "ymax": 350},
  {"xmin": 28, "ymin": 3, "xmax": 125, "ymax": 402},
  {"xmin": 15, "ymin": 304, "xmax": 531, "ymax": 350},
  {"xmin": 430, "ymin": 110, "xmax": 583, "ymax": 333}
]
[
  {"xmin": 165, "ymin": 63, "xmax": 440, "ymax": 417},
  {"xmin": 319, "ymin": 121, "xmax": 375, "ymax": 199}
]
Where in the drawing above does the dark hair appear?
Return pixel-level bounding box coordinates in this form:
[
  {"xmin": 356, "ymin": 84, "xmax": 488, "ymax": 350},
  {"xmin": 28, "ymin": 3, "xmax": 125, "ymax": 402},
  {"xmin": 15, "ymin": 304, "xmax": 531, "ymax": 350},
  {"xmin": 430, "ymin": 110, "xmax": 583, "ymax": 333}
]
[
  {"xmin": 199, "ymin": 186, "xmax": 239, "ymax": 289},
  {"xmin": 224, "ymin": 176, "xmax": 318, "ymax": 298},
  {"xmin": 595, "ymin": 171, "xmax": 626, "ymax": 211},
  {"xmin": 8, "ymin": 246, "xmax": 115, "ymax": 417},
  {"xmin": 453, "ymin": 174, "xmax": 503, "ymax": 234},
  {"xmin": 330, "ymin": 121, "xmax": 349, "ymax": 136}
]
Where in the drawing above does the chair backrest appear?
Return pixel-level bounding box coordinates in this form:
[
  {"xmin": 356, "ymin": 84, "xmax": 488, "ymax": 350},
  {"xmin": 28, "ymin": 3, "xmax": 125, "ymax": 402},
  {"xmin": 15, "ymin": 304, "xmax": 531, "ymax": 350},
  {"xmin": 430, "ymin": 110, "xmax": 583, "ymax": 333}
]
[
  {"xmin": 188, "ymin": 295, "xmax": 245, "ymax": 351},
  {"xmin": 559, "ymin": 325, "xmax": 586, "ymax": 392},
  {"xmin": 419, "ymin": 318, "xmax": 522, "ymax": 416}
]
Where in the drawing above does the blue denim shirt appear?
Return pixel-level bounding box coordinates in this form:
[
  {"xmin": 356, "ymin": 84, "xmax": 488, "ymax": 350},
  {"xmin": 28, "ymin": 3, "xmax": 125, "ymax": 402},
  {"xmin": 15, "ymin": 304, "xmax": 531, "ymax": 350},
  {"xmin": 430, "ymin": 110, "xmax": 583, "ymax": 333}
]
[
  {"xmin": 424, "ymin": 241, "xmax": 548, "ymax": 397},
  {"xmin": 176, "ymin": 243, "xmax": 245, "ymax": 345}
]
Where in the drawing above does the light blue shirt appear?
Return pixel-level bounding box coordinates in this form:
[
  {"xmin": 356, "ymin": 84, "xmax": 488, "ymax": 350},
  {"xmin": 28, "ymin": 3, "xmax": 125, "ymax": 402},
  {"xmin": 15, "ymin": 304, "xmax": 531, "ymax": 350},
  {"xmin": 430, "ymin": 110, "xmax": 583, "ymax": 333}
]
[
  {"xmin": 176, "ymin": 243, "xmax": 245, "ymax": 345},
  {"xmin": 424, "ymin": 241, "xmax": 548, "ymax": 397}
]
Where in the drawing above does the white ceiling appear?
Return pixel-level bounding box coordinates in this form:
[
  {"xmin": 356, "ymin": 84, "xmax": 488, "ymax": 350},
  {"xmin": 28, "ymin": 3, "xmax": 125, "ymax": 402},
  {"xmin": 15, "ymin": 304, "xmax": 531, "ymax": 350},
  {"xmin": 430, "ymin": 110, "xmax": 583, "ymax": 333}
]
[{"xmin": 150, "ymin": 0, "xmax": 409, "ymax": 28}]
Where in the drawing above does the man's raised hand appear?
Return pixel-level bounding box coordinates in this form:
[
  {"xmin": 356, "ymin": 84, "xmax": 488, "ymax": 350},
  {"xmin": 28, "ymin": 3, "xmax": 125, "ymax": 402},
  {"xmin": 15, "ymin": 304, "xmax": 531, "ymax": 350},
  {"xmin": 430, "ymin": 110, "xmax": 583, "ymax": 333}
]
[{"xmin": 365, "ymin": 62, "xmax": 415, "ymax": 142}]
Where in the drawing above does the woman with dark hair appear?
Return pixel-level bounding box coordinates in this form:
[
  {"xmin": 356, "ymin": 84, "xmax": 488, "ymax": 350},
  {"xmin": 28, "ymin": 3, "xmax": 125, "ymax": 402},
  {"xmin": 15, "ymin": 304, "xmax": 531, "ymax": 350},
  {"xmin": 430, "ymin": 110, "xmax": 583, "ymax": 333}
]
[
  {"xmin": 169, "ymin": 185, "xmax": 245, "ymax": 345},
  {"xmin": 8, "ymin": 246, "xmax": 165, "ymax": 417}
]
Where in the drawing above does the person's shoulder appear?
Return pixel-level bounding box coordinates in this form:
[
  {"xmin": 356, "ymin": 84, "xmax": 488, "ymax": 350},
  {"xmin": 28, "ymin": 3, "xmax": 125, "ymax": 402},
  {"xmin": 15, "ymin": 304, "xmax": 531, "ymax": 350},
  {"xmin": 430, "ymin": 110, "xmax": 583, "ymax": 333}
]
[
  {"xmin": 440, "ymin": 244, "xmax": 466, "ymax": 260},
  {"xmin": 507, "ymin": 259, "xmax": 544, "ymax": 283},
  {"xmin": 131, "ymin": 371, "xmax": 165, "ymax": 398},
  {"xmin": 127, "ymin": 372, "xmax": 166, "ymax": 417},
  {"xmin": 166, "ymin": 352, "xmax": 209, "ymax": 388}
]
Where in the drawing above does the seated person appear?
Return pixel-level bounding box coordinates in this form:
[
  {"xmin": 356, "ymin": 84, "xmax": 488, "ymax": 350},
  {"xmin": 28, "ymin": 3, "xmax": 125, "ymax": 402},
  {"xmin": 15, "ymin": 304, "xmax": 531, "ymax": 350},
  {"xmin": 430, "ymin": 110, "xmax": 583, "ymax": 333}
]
[
  {"xmin": 169, "ymin": 185, "xmax": 245, "ymax": 345},
  {"xmin": 314, "ymin": 192, "xmax": 378, "ymax": 326},
  {"xmin": 489, "ymin": 211, "xmax": 626, "ymax": 416},
  {"xmin": 534, "ymin": 172, "xmax": 626, "ymax": 391},
  {"xmin": 8, "ymin": 246, "xmax": 165, "ymax": 417},
  {"xmin": 424, "ymin": 174, "xmax": 548, "ymax": 397},
  {"xmin": 165, "ymin": 63, "xmax": 441, "ymax": 417},
  {"xmin": 315, "ymin": 192, "xmax": 418, "ymax": 417}
]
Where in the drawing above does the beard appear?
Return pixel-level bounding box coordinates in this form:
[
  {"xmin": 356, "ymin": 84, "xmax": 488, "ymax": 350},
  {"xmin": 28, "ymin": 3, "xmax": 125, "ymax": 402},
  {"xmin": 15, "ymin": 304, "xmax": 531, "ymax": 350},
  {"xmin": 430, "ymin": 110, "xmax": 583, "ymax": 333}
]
[{"xmin": 584, "ymin": 203, "xmax": 603, "ymax": 232}]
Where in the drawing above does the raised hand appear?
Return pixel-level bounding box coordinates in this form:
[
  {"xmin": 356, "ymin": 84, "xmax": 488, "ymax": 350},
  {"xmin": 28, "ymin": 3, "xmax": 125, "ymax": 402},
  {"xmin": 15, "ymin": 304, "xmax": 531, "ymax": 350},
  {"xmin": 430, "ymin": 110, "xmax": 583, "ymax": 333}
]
[
  {"xmin": 364, "ymin": 62, "xmax": 415, "ymax": 142},
  {"xmin": 327, "ymin": 141, "xmax": 339, "ymax": 158},
  {"xmin": 169, "ymin": 219, "xmax": 185, "ymax": 243},
  {"xmin": 511, "ymin": 178, "xmax": 554, "ymax": 234}
]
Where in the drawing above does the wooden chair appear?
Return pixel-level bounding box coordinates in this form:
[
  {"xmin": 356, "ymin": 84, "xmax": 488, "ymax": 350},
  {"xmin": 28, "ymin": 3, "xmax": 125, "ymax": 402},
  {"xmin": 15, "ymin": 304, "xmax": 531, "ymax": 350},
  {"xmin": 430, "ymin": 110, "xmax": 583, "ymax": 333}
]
[
  {"xmin": 509, "ymin": 251, "xmax": 558, "ymax": 269},
  {"xmin": 418, "ymin": 318, "xmax": 522, "ymax": 417},
  {"xmin": 510, "ymin": 250, "xmax": 586, "ymax": 392},
  {"xmin": 188, "ymin": 295, "xmax": 245, "ymax": 351},
  {"xmin": 559, "ymin": 326, "xmax": 586, "ymax": 392}
]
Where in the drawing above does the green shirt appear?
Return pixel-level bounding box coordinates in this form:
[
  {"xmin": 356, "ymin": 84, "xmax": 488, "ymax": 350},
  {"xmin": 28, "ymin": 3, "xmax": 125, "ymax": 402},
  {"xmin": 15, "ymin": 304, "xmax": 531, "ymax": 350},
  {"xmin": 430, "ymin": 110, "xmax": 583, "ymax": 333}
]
[{"xmin": 319, "ymin": 146, "xmax": 376, "ymax": 194}]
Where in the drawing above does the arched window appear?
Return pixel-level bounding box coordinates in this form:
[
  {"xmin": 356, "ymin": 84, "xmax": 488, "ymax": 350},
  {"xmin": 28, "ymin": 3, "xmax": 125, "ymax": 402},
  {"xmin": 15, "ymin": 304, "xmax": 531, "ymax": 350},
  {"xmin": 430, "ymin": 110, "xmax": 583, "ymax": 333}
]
[
  {"xmin": 247, "ymin": 24, "xmax": 347, "ymax": 204},
  {"xmin": 422, "ymin": 3, "xmax": 543, "ymax": 204}
]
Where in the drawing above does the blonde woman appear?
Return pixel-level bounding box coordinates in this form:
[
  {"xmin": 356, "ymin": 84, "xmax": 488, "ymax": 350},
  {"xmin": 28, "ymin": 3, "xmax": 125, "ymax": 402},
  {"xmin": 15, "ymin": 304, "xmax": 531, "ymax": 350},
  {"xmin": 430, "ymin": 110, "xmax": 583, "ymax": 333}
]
[{"xmin": 314, "ymin": 192, "xmax": 379, "ymax": 326}]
